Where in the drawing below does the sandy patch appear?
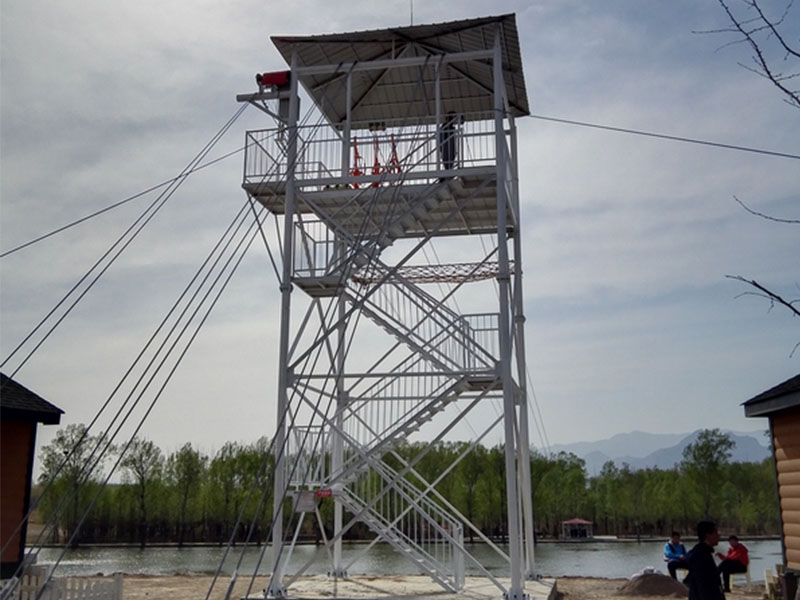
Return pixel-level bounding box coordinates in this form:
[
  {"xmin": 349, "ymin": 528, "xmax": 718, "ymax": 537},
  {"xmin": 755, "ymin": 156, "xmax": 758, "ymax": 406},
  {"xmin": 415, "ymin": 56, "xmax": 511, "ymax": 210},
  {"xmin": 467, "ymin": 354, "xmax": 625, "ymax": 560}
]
[
  {"xmin": 46, "ymin": 574, "xmax": 765, "ymax": 600},
  {"xmin": 120, "ymin": 574, "xmax": 536, "ymax": 599}
]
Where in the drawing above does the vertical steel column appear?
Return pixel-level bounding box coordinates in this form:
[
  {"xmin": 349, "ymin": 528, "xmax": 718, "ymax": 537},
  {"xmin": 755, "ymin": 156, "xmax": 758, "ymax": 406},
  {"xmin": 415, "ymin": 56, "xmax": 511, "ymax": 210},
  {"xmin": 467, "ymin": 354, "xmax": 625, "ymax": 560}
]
[
  {"xmin": 509, "ymin": 115, "xmax": 537, "ymax": 579},
  {"xmin": 268, "ymin": 51, "xmax": 300, "ymax": 600},
  {"xmin": 332, "ymin": 70, "xmax": 352, "ymax": 575},
  {"xmin": 341, "ymin": 72, "xmax": 352, "ymax": 178},
  {"xmin": 332, "ymin": 257, "xmax": 346, "ymax": 576},
  {"xmin": 435, "ymin": 59, "xmax": 441, "ymax": 170},
  {"xmin": 493, "ymin": 31, "xmax": 525, "ymax": 600}
]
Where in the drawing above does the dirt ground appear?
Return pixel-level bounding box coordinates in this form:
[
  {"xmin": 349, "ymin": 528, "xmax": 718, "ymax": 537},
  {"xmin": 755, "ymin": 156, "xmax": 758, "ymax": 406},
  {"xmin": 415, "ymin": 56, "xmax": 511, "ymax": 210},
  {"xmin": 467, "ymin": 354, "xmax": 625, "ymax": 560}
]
[
  {"xmin": 119, "ymin": 574, "xmax": 522, "ymax": 599},
  {"xmin": 557, "ymin": 576, "xmax": 765, "ymax": 600},
  {"xmin": 114, "ymin": 574, "xmax": 766, "ymax": 600}
]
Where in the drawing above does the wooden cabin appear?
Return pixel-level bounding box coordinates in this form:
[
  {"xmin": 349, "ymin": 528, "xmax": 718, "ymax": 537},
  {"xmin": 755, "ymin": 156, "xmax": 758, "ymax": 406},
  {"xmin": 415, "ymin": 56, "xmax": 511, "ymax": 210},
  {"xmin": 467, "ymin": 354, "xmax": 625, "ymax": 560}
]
[
  {"xmin": 1, "ymin": 373, "xmax": 63, "ymax": 579},
  {"xmin": 744, "ymin": 373, "xmax": 800, "ymax": 574}
]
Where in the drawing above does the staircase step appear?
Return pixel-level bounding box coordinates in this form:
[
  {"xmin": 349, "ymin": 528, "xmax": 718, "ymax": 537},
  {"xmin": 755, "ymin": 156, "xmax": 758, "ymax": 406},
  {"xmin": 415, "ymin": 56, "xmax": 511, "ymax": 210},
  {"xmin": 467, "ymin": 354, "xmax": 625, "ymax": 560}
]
[
  {"xmin": 400, "ymin": 213, "xmax": 417, "ymax": 229},
  {"xmin": 377, "ymin": 233, "xmax": 393, "ymax": 248},
  {"xmin": 387, "ymin": 223, "xmax": 404, "ymax": 238},
  {"xmin": 411, "ymin": 204, "xmax": 430, "ymax": 219},
  {"xmin": 424, "ymin": 196, "xmax": 441, "ymax": 209}
]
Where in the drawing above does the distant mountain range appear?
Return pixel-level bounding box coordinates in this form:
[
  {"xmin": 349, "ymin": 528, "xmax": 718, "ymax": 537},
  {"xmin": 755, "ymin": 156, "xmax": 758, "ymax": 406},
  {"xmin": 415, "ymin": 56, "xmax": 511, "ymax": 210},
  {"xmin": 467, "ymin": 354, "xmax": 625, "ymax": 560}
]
[{"xmin": 549, "ymin": 429, "xmax": 771, "ymax": 475}]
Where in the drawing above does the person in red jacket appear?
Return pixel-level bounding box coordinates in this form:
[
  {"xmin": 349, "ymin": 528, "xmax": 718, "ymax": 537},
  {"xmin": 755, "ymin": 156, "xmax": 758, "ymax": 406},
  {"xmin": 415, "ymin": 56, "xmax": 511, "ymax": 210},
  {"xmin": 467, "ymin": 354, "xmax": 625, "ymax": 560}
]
[{"xmin": 716, "ymin": 535, "xmax": 749, "ymax": 592}]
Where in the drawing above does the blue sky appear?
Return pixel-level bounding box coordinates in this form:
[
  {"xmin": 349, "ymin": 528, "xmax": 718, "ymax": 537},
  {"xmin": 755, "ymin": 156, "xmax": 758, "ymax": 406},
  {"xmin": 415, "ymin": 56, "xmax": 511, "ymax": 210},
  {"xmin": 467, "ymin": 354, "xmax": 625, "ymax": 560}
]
[{"xmin": 1, "ymin": 0, "xmax": 798, "ymax": 461}]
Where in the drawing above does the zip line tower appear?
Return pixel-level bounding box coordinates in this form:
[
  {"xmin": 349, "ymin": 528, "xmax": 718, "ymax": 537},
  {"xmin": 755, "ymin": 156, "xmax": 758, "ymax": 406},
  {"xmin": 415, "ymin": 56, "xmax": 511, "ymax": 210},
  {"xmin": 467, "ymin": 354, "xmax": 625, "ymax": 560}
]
[{"xmin": 238, "ymin": 14, "xmax": 535, "ymax": 599}]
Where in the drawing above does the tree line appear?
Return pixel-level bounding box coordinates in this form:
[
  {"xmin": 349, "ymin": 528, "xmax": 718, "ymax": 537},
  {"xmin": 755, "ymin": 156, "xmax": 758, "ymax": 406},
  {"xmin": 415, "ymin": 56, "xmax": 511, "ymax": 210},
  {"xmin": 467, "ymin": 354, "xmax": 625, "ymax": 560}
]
[{"xmin": 34, "ymin": 426, "xmax": 779, "ymax": 547}]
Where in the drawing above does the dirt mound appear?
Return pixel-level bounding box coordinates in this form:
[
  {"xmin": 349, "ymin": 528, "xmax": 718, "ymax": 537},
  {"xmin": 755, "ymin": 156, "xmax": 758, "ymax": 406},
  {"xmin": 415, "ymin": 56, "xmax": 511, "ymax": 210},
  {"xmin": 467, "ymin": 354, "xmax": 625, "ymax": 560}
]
[{"xmin": 619, "ymin": 573, "xmax": 688, "ymax": 597}]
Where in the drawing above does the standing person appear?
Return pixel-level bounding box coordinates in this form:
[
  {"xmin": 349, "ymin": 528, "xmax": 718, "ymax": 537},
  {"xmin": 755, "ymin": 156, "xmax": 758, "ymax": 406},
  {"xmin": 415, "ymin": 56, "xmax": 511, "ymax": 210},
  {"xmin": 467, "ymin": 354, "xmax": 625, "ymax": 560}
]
[
  {"xmin": 687, "ymin": 520, "xmax": 725, "ymax": 600},
  {"xmin": 438, "ymin": 112, "xmax": 459, "ymax": 176},
  {"xmin": 664, "ymin": 531, "xmax": 689, "ymax": 579},
  {"xmin": 716, "ymin": 535, "xmax": 749, "ymax": 592}
]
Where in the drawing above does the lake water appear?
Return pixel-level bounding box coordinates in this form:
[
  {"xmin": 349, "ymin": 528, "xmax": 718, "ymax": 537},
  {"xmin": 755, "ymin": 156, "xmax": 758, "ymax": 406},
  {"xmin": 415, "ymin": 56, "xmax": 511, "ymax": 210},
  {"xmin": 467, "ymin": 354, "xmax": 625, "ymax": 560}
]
[{"xmin": 34, "ymin": 539, "xmax": 780, "ymax": 582}]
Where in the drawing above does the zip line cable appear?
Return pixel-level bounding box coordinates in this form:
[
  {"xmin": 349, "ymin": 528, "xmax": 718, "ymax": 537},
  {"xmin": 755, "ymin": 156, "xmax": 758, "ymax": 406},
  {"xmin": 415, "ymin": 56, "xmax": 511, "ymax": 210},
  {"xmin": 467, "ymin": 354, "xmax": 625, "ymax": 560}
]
[
  {"xmin": 8, "ymin": 195, "xmax": 260, "ymax": 584},
  {"xmin": 24, "ymin": 180, "xmax": 291, "ymax": 592},
  {"xmin": 530, "ymin": 113, "xmax": 800, "ymax": 160},
  {"xmin": 20, "ymin": 99, "xmax": 310, "ymax": 593},
  {"xmin": 2, "ymin": 108, "xmax": 258, "ymax": 582},
  {"xmin": 4, "ymin": 111, "xmax": 796, "ymax": 261},
  {"xmin": 0, "ymin": 145, "xmax": 247, "ymax": 259},
  {"xmin": 27, "ymin": 210, "xmax": 269, "ymax": 598},
  {"xmin": 4, "ymin": 197, "xmax": 255, "ymax": 564},
  {"xmin": 7, "ymin": 208, "xmax": 255, "ymax": 595},
  {"xmin": 3, "ymin": 116, "xmax": 256, "ymax": 564},
  {"xmin": 0, "ymin": 104, "xmax": 248, "ymax": 377},
  {"xmin": 26, "ymin": 118, "xmax": 294, "ymax": 552}
]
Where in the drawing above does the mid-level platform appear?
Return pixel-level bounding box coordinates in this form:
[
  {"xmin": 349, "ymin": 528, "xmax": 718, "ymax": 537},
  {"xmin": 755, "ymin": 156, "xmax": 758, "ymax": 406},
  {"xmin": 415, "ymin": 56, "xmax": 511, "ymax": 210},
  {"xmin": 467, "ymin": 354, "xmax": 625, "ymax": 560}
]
[{"xmin": 244, "ymin": 170, "xmax": 516, "ymax": 239}]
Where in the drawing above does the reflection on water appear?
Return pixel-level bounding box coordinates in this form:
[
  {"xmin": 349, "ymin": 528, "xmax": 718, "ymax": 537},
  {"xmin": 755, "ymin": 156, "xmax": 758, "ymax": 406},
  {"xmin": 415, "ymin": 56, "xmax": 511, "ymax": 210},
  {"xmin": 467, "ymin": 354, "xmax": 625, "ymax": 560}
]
[{"xmin": 34, "ymin": 539, "xmax": 780, "ymax": 582}]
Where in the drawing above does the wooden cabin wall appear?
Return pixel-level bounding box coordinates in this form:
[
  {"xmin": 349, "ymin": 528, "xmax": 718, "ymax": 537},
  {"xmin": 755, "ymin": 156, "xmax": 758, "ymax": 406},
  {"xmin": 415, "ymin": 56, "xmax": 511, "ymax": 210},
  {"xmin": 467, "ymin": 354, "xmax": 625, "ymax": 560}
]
[
  {"xmin": 774, "ymin": 406, "xmax": 800, "ymax": 570},
  {"xmin": 0, "ymin": 419, "xmax": 35, "ymax": 576}
]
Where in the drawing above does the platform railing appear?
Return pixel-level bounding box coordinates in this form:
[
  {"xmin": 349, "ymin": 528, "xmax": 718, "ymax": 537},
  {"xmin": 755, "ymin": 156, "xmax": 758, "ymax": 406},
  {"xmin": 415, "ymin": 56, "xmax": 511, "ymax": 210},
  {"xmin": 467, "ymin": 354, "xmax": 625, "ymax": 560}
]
[
  {"xmin": 293, "ymin": 221, "xmax": 339, "ymax": 279},
  {"xmin": 285, "ymin": 425, "xmax": 330, "ymax": 488},
  {"xmin": 243, "ymin": 116, "xmax": 501, "ymax": 189}
]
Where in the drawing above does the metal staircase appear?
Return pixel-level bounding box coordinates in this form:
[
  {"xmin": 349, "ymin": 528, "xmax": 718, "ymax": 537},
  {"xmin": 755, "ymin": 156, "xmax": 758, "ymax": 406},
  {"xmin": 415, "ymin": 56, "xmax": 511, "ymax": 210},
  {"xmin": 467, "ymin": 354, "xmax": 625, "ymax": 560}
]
[
  {"xmin": 237, "ymin": 14, "xmax": 535, "ymax": 600},
  {"xmin": 337, "ymin": 464, "xmax": 465, "ymax": 592}
]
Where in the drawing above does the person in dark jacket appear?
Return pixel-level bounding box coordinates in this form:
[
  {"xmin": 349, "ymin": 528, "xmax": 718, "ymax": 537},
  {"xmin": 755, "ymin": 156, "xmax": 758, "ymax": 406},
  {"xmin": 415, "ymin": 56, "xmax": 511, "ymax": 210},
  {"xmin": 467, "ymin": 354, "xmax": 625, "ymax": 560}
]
[{"xmin": 686, "ymin": 520, "xmax": 725, "ymax": 600}]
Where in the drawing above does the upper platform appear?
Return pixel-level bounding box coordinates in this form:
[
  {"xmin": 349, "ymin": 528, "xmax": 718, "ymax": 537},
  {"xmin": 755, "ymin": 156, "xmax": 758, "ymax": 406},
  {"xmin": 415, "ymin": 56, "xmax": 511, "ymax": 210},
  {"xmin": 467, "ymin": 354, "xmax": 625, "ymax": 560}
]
[
  {"xmin": 271, "ymin": 14, "xmax": 530, "ymax": 130},
  {"xmin": 240, "ymin": 14, "xmax": 526, "ymax": 241}
]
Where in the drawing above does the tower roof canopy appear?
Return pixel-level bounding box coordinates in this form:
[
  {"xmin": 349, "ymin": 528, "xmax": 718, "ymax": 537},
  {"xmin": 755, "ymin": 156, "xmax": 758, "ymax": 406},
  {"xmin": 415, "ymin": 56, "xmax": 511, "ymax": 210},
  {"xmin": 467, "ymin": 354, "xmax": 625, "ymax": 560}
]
[{"xmin": 271, "ymin": 14, "xmax": 529, "ymax": 128}]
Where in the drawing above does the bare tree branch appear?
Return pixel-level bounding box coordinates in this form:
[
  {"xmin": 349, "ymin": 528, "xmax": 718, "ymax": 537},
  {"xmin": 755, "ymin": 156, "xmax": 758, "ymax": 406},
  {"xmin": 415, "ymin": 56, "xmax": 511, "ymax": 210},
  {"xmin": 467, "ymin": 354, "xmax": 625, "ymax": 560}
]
[
  {"xmin": 727, "ymin": 275, "xmax": 800, "ymax": 318},
  {"xmin": 733, "ymin": 195, "xmax": 800, "ymax": 223},
  {"xmin": 714, "ymin": 0, "xmax": 800, "ymax": 108},
  {"xmin": 749, "ymin": 0, "xmax": 800, "ymax": 59}
]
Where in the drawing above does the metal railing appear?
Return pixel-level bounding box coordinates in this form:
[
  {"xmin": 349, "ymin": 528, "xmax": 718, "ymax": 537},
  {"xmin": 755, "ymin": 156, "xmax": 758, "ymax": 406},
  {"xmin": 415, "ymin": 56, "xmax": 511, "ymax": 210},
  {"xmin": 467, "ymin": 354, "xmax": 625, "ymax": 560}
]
[
  {"xmin": 339, "ymin": 459, "xmax": 465, "ymax": 591},
  {"xmin": 244, "ymin": 115, "xmax": 501, "ymax": 189},
  {"xmin": 341, "ymin": 374, "xmax": 466, "ymax": 455},
  {"xmin": 286, "ymin": 425, "xmax": 330, "ymax": 488},
  {"xmin": 293, "ymin": 221, "xmax": 339, "ymax": 279},
  {"xmin": 354, "ymin": 279, "xmax": 497, "ymax": 373}
]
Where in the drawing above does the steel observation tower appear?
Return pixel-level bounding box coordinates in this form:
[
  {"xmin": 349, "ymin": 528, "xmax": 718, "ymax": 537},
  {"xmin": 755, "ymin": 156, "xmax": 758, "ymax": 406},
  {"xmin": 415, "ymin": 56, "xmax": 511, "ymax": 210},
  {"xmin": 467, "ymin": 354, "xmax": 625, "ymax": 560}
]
[{"xmin": 237, "ymin": 14, "xmax": 536, "ymax": 599}]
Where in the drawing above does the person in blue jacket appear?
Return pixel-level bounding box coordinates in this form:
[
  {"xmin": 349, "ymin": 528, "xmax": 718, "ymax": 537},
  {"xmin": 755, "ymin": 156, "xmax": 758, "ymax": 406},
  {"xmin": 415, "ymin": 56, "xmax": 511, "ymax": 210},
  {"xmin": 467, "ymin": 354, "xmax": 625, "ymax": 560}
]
[{"xmin": 664, "ymin": 531, "xmax": 689, "ymax": 579}]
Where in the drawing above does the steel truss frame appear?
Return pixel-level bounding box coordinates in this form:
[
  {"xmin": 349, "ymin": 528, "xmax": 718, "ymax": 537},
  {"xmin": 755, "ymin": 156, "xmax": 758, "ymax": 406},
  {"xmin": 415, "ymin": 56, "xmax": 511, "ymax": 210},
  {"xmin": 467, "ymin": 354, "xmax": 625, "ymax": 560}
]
[{"xmin": 241, "ymin": 28, "xmax": 534, "ymax": 600}]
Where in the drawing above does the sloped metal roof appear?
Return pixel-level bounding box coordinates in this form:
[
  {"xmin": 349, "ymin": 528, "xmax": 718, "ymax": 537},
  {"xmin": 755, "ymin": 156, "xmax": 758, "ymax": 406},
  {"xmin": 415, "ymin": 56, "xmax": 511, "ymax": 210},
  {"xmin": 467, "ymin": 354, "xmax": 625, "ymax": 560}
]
[
  {"xmin": 743, "ymin": 373, "xmax": 800, "ymax": 417},
  {"xmin": 1, "ymin": 373, "xmax": 63, "ymax": 424},
  {"xmin": 271, "ymin": 14, "xmax": 529, "ymax": 129}
]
